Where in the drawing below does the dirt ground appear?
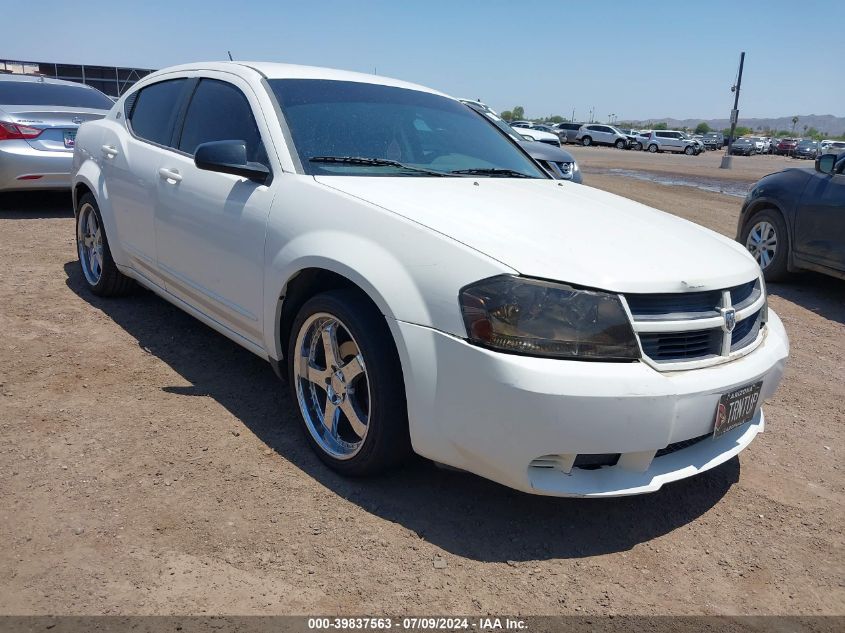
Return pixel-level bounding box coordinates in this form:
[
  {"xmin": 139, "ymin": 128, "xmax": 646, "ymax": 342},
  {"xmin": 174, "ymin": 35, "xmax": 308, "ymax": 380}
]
[{"xmin": 1, "ymin": 152, "xmax": 843, "ymax": 616}]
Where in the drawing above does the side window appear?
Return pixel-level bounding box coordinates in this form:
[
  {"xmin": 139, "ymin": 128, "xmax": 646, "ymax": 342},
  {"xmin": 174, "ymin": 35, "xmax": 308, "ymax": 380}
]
[
  {"xmin": 656, "ymin": 132, "xmax": 669, "ymax": 138},
  {"xmin": 128, "ymin": 79, "xmax": 187, "ymax": 147},
  {"xmin": 178, "ymin": 79, "xmax": 267, "ymax": 164}
]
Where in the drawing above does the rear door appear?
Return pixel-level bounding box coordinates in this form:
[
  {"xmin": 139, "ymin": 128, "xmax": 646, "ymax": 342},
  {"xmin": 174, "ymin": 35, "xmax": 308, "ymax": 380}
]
[
  {"xmin": 153, "ymin": 75, "xmax": 275, "ymax": 346},
  {"xmin": 103, "ymin": 77, "xmax": 189, "ymax": 284},
  {"xmin": 794, "ymin": 157, "xmax": 845, "ymax": 272}
]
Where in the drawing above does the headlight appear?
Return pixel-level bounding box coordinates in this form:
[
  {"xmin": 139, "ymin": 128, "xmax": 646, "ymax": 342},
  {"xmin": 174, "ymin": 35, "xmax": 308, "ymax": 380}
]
[{"xmin": 459, "ymin": 276, "xmax": 640, "ymax": 360}]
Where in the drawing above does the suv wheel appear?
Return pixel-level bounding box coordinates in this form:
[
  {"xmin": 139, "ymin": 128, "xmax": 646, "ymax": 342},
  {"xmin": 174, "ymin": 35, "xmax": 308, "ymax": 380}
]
[
  {"xmin": 76, "ymin": 194, "xmax": 135, "ymax": 297},
  {"xmin": 288, "ymin": 289, "xmax": 411, "ymax": 475},
  {"xmin": 634, "ymin": 142, "xmax": 643, "ymax": 151},
  {"xmin": 684, "ymin": 145, "xmax": 695, "ymax": 155},
  {"xmin": 615, "ymin": 139, "xmax": 626, "ymax": 149},
  {"xmin": 647, "ymin": 144, "xmax": 658, "ymax": 153},
  {"xmin": 581, "ymin": 136, "xmax": 592, "ymax": 147},
  {"xmin": 741, "ymin": 210, "xmax": 789, "ymax": 282}
]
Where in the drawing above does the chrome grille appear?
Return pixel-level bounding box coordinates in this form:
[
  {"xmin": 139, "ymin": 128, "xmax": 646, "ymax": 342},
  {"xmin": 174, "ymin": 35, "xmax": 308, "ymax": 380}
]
[{"xmin": 624, "ymin": 278, "xmax": 766, "ymax": 370}]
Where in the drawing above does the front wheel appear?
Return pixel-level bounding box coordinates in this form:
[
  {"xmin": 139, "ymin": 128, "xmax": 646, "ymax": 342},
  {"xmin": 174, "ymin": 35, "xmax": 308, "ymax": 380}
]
[
  {"xmin": 741, "ymin": 210, "xmax": 789, "ymax": 281},
  {"xmin": 684, "ymin": 145, "xmax": 695, "ymax": 155},
  {"xmin": 634, "ymin": 142, "xmax": 643, "ymax": 151},
  {"xmin": 615, "ymin": 139, "xmax": 626, "ymax": 149},
  {"xmin": 288, "ymin": 289, "xmax": 411, "ymax": 476},
  {"xmin": 76, "ymin": 194, "xmax": 134, "ymax": 297}
]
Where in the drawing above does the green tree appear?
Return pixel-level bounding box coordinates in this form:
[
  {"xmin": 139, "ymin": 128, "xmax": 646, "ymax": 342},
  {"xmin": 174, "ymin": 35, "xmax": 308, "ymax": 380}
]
[
  {"xmin": 694, "ymin": 122, "xmax": 711, "ymax": 134},
  {"xmin": 500, "ymin": 110, "xmax": 513, "ymax": 121},
  {"xmin": 548, "ymin": 115, "xmax": 564, "ymax": 124},
  {"xmin": 653, "ymin": 122, "xmax": 668, "ymax": 130},
  {"xmin": 512, "ymin": 106, "xmax": 525, "ymax": 120},
  {"xmin": 791, "ymin": 116, "xmax": 799, "ymax": 134}
]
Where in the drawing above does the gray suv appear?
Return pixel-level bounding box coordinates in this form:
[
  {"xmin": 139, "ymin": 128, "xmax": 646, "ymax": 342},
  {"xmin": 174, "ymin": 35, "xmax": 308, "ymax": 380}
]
[
  {"xmin": 643, "ymin": 130, "xmax": 700, "ymax": 155},
  {"xmin": 576, "ymin": 124, "xmax": 630, "ymax": 149},
  {"xmin": 554, "ymin": 122, "xmax": 583, "ymax": 144}
]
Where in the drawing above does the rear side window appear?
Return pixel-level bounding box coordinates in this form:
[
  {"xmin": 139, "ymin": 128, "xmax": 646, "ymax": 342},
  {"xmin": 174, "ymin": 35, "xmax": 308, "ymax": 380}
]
[
  {"xmin": 0, "ymin": 81, "xmax": 114, "ymax": 109},
  {"xmin": 177, "ymin": 79, "xmax": 267, "ymax": 164},
  {"xmin": 129, "ymin": 79, "xmax": 187, "ymax": 147}
]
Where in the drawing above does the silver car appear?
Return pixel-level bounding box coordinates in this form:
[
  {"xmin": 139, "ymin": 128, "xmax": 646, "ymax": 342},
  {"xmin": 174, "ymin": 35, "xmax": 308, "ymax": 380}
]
[
  {"xmin": 575, "ymin": 124, "xmax": 630, "ymax": 149},
  {"xmin": 0, "ymin": 75, "xmax": 113, "ymax": 191},
  {"xmin": 643, "ymin": 130, "xmax": 700, "ymax": 155}
]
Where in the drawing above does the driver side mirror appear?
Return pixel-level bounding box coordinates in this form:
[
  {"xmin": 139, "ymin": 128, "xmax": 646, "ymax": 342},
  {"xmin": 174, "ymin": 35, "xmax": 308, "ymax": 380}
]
[
  {"xmin": 815, "ymin": 153, "xmax": 837, "ymax": 175},
  {"xmin": 194, "ymin": 140, "xmax": 270, "ymax": 184}
]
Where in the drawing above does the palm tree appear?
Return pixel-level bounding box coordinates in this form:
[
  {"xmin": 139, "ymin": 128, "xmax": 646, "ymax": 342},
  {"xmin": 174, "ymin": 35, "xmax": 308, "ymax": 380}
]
[{"xmin": 791, "ymin": 116, "xmax": 799, "ymax": 134}]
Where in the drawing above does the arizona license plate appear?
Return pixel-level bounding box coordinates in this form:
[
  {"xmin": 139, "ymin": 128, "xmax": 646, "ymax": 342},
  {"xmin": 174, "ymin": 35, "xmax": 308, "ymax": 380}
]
[
  {"xmin": 713, "ymin": 381, "xmax": 763, "ymax": 438},
  {"xmin": 63, "ymin": 130, "xmax": 76, "ymax": 148}
]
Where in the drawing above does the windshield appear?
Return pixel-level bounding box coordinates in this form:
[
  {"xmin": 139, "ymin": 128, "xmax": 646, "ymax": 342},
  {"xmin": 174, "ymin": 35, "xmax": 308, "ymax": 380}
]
[
  {"xmin": 0, "ymin": 81, "xmax": 114, "ymax": 109},
  {"xmin": 269, "ymin": 79, "xmax": 545, "ymax": 178}
]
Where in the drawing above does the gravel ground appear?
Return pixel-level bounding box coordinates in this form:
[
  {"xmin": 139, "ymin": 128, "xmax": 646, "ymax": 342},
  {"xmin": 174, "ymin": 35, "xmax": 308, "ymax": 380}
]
[{"xmin": 0, "ymin": 156, "xmax": 843, "ymax": 617}]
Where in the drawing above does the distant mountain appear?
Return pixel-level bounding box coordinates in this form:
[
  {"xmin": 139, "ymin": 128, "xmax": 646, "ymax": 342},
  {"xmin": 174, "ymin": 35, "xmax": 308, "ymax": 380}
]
[{"xmin": 627, "ymin": 114, "xmax": 845, "ymax": 136}]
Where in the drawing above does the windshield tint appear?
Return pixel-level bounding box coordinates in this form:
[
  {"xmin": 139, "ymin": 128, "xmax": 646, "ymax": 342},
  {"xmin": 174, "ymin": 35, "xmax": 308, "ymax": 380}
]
[
  {"xmin": 0, "ymin": 81, "xmax": 113, "ymax": 109},
  {"xmin": 269, "ymin": 79, "xmax": 545, "ymax": 178}
]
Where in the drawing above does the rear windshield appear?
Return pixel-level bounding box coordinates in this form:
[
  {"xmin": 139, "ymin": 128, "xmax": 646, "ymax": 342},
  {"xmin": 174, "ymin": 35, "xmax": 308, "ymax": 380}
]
[{"xmin": 0, "ymin": 81, "xmax": 113, "ymax": 109}]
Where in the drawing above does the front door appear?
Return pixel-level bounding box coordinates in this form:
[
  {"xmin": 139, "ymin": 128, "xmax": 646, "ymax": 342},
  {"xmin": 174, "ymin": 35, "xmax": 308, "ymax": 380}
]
[
  {"xmin": 794, "ymin": 157, "xmax": 845, "ymax": 272},
  {"xmin": 154, "ymin": 76, "xmax": 275, "ymax": 347}
]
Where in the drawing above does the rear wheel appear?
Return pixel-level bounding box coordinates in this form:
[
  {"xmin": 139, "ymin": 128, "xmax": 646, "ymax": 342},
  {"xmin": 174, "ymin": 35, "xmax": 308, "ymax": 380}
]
[
  {"xmin": 76, "ymin": 194, "xmax": 134, "ymax": 297},
  {"xmin": 647, "ymin": 144, "xmax": 658, "ymax": 153},
  {"xmin": 288, "ymin": 289, "xmax": 411, "ymax": 476},
  {"xmin": 581, "ymin": 136, "xmax": 592, "ymax": 147},
  {"xmin": 741, "ymin": 210, "xmax": 789, "ymax": 282}
]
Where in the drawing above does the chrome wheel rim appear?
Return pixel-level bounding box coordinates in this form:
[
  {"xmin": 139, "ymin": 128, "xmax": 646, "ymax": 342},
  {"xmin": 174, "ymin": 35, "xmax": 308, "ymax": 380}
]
[
  {"xmin": 746, "ymin": 220, "xmax": 778, "ymax": 269},
  {"xmin": 77, "ymin": 203, "xmax": 103, "ymax": 285},
  {"xmin": 294, "ymin": 313, "xmax": 371, "ymax": 459}
]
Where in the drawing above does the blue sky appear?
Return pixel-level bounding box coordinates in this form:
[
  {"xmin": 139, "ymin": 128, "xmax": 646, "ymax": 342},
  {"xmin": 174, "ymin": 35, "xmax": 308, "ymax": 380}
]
[{"xmin": 4, "ymin": 0, "xmax": 843, "ymax": 121}]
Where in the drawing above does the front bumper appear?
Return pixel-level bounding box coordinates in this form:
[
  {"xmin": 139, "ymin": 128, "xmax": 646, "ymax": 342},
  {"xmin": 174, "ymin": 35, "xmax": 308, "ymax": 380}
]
[
  {"xmin": 0, "ymin": 140, "xmax": 73, "ymax": 191},
  {"xmin": 396, "ymin": 310, "xmax": 788, "ymax": 497}
]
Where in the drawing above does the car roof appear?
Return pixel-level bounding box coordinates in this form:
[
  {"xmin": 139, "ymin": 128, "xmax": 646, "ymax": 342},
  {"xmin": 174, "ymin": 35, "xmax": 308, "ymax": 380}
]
[{"xmin": 142, "ymin": 61, "xmax": 448, "ymax": 97}]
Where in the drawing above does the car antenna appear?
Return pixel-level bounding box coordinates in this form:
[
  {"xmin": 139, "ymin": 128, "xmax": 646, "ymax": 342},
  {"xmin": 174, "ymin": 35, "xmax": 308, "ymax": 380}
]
[{"xmin": 227, "ymin": 51, "xmax": 234, "ymax": 61}]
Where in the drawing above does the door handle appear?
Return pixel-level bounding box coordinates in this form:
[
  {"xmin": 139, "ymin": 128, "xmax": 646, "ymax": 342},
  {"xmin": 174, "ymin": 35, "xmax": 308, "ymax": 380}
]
[
  {"xmin": 158, "ymin": 168, "xmax": 182, "ymax": 183},
  {"xmin": 101, "ymin": 144, "xmax": 118, "ymax": 158}
]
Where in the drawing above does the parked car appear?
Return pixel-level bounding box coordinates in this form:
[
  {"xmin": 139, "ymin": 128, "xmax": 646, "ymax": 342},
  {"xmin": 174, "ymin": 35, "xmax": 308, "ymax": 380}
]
[
  {"xmin": 459, "ymin": 100, "xmax": 582, "ymax": 183},
  {"xmin": 700, "ymin": 132, "xmax": 724, "ymax": 150},
  {"xmin": 683, "ymin": 133, "xmax": 705, "ymax": 154},
  {"xmin": 632, "ymin": 130, "xmax": 652, "ymax": 151},
  {"xmin": 72, "ymin": 61, "xmax": 788, "ymax": 497},
  {"xmin": 730, "ymin": 138, "xmax": 757, "ymax": 156},
  {"xmin": 554, "ymin": 122, "xmax": 583, "ymax": 144},
  {"xmin": 768, "ymin": 138, "xmax": 781, "ymax": 154},
  {"xmin": 643, "ymin": 130, "xmax": 700, "ymax": 154},
  {"xmin": 576, "ymin": 124, "xmax": 630, "ymax": 149},
  {"xmin": 509, "ymin": 123, "xmax": 561, "ymax": 147},
  {"xmin": 775, "ymin": 138, "xmax": 799, "ymax": 156},
  {"xmin": 0, "ymin": 74, "xmax": 113, "ymax": 191},
  {"xmin": 738, "ymin": 152, "xmax": 845, "ymax": 282},
  {"xmin": 793, "ymin": 139, "xmax": 819, "ymax": 160},
  {"xmin": 820, "ymin": 140, "xmax": 845, "ymax": 155},
  {"xmin": 616, "ymin": 128, "xmax": 641, "ymax": 147}
]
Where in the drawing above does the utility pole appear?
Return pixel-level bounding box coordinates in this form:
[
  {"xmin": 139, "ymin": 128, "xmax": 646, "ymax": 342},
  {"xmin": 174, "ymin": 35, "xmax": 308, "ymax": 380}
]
[
  {"xmin": 227, "ymin": 51, "xmax": 233, "ymax": 61},
  {"xmin": 720, "ymin": 51, "xmax": 745, "ymax": 169}
]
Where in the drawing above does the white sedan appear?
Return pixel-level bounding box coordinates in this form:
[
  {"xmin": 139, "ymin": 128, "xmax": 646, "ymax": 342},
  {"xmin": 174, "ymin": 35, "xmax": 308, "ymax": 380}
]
[{"xmin": 71, "ymin": 62, "xmax": 788, "ymax": 497}]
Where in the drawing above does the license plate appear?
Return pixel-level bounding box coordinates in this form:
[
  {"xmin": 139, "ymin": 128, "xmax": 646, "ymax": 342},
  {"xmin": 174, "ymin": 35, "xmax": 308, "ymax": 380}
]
[
  {"xmin": 713, "ymin": 381, "xmax": 763, "ymax": 438},
  {"xmin": 63, "ymin": 130, "xmax": 76, "ymax": 148}
]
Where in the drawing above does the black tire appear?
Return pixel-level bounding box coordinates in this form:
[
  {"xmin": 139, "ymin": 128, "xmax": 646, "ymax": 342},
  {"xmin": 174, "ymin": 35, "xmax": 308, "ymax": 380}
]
[
  {"xmin": 75, "ymin": 193, "xmax": 135, "ymax": 297},
  {"xmin": 647, "ymin": 144, "xmax": 658, "ymax": 153},
  {"xmin": 740, "ymin": 209, "xmax": 790, "ymax": 282},
  {"xmin": 684, "ymin": 145, "xmax": 695, "ymax": 155},
  {"xmin": 581, "ymin": 136, "xmax": 592, "ymax": 147},
  {"xmin": 615, "ymin": 139, "xmax": 626, "ymax": 149},
  {"xmin": 634, "ymin": 142, "xmax": 643, "ymax": 151},
  {"xmin": 287, "ymin": 289, "xmax": 412, "ymax": 476}
]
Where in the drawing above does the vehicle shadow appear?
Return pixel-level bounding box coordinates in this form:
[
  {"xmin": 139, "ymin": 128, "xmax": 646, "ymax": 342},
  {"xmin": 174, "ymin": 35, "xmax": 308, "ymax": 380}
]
[
  {"xmin": 0, "ymin": 191, "xmax": 73, "ymax": 218},
  {"xmin": 64, "ymin": 261, "xmax": 738, "ymax": 562},
  {"xmin": 768, "ymin": 272, "xmax": 845, "ymax": 326}
]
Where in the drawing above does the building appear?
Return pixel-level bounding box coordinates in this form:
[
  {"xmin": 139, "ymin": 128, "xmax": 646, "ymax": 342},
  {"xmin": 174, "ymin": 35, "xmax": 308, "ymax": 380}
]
[{"xmin": 0, "ymin": 59, "xmax": 155, "ymax": 97}]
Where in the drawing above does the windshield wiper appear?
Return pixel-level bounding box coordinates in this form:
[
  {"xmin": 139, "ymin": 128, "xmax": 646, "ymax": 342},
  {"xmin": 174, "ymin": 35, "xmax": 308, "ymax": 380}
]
[
  {"xmin": 449, "ymin": 168, "xmax": 536, "ymax": 178},
  {"xmin": 309, "ymin": 156, "xmax": 450, "ymax": 177}
]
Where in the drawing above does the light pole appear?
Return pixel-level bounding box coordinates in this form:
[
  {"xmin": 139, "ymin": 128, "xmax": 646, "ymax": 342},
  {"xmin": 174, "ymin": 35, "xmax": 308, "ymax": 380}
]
[{"xmin": 721, "ymin": 51, "xmax": 745, "ymax": 169}]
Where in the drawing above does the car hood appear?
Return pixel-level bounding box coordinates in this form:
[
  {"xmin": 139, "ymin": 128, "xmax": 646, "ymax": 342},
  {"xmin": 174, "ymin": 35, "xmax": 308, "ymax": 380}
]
[{"xmin": 315, "ymin": 177, "xmax": 759, "ymax": 293}]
